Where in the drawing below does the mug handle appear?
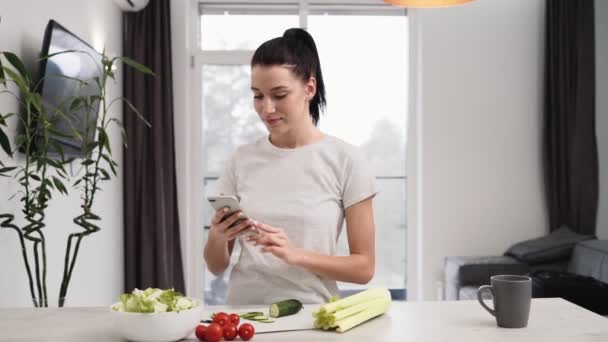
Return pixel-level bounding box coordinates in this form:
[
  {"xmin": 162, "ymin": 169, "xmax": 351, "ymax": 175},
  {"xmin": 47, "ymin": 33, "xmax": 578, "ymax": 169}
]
[{"xmin": 477, "ymin": 285, "xmax": 496, "ymax": 317}]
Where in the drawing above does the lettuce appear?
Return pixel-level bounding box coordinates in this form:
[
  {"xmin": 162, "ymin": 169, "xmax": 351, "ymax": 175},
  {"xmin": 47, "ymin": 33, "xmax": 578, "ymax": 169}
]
[{"xmin": 111, "ymin": 288, "xmax": 196, "ymax": 313}]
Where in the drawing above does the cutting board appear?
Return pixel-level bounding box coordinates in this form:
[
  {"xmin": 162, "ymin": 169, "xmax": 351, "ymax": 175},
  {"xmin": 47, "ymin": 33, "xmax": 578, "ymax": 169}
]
[{"xmin": 199, "ymin": 305, "xmax": 316, "ymax": 334}]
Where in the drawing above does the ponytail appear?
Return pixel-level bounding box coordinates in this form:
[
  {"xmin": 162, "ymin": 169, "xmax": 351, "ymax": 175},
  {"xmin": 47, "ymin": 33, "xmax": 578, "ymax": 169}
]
[{"xmin": 251, "ymin": 28, "xmax": 326, "ymax": 126}]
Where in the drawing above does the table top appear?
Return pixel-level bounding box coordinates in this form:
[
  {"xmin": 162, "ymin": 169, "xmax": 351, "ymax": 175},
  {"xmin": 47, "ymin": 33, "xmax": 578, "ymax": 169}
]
[{"xmin": 0, "ymin": 298, "xmax": 606, "ymax": 342}]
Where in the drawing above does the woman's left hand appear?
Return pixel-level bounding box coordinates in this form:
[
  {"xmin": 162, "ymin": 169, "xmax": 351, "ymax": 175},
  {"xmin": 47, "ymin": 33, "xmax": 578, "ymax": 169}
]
[{"xmin": 247, "ymin": 222, "xmax": 302, "ymax": 265}]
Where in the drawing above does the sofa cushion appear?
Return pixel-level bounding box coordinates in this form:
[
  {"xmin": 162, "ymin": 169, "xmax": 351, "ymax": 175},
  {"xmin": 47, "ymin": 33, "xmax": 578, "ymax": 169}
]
[
  {"xmin": 568, "ymin": 239, "xmax": 608, "ymax": 284},
  {"xmin": 444, "ymin": 256, "xmax": 529, "ymax": 300},
  {"xmin": 459, "ymin": 286, "xmax": 492, "ymax": 301},
  {"xmin": 447, "ymin": 256, "xmax": 529, "ymax": 285},
  {"xmin": 504, "ymin": 226, "xmax": 595, "ymax": 265}
]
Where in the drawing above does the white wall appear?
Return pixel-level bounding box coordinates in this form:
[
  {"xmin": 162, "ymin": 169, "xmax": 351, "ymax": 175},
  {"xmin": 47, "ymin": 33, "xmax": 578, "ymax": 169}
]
[
  {"xmin": 407, "ymin": 0, "xmax": 547, "ymax": 300},
  {"xmin": 0, "ymin": 0, "xmax": 124, "ymax": 307},
  {"xmin": 596, "ymin": 0, "xmax": 608, "ymax": 240}
]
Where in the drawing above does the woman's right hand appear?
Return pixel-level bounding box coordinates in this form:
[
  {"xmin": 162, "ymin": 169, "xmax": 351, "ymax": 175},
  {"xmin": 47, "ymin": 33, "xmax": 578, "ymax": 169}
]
[{"xmin": 209, "ymin": 208, "xmax": 255, "ymax": 243}]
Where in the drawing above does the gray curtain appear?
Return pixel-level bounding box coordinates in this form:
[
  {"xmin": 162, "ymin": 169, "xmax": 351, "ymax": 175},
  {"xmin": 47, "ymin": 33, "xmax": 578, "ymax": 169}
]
[
  {"xmin": 544, "ymin": 0, "xmax": 598, "ymax": 236},
  {"xmin": 122, "ymin": 0, "xmax": 185, "ymax": 292}
]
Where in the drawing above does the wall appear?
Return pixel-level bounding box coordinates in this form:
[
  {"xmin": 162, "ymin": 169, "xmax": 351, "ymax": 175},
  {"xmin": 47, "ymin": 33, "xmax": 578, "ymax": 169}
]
[
  {"xmin": 0, "ymin": 0, "xmax": 124, "ymax": 307},
  {"xmin": 407, "ymin": 0, "xmax": 547, "ymax": 300},
  {"xmin": 596, "ymin": 0, "xmax": 608, "ymax": 240}
]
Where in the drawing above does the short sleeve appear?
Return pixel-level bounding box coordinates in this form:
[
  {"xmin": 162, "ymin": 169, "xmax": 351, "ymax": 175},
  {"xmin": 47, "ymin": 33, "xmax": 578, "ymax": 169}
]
[
  {"xmin": 342, "ymin": 149, "xmax": 378, "ymax": 209},
  {"xmin": 216, "ymin": 155, "xmax": 238, "ymax": 198}
]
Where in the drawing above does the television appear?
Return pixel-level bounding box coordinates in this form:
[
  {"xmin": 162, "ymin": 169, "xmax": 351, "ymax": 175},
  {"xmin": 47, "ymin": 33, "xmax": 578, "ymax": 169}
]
[{"xmin": 34, "ymin": 20, "xmax": 103, "ymax": 158}]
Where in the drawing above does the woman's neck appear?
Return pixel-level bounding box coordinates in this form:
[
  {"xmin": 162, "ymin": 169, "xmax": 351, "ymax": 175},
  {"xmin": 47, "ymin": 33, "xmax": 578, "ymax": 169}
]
[{"xmin": 269, "ymin": 117, "xmax": 324, "ymax": 149}]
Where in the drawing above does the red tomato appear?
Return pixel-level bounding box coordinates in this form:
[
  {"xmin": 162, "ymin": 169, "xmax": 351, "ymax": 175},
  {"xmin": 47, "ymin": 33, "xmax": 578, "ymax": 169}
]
[
  {"xmin": 223, "ymin": 324, "xmax": 238, "ymax": 341},
  {"xmin": 238, "ymin": 323, "xmax": 255, "ymax": 341},
  {"xmin": 194, "ymin": 325, "xmax": 207, "ymax": 341},
  {"xmin": 228, "ymin": 313, "xmax": 240, "ymax": 326},
  {"xmin": 205, "ymin": 323, "xmax": 223, "ymax": 342},
  {"xmin": 212, "ymin": 312, "xmax": 229, "ymax": 326}
]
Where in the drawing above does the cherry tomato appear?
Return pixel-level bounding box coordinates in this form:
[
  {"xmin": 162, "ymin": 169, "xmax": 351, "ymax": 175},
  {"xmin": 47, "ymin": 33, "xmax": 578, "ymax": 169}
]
[
  {"xmin": 212, "ymin": 312, "xmax": 229, "ymax": 326},
  {"xmin": 238, "ymin": 323, "xmax": 255, "ymax": 341},
  {"xmin": 205, "ymin": 323, "xmax": 223, "ymax": 342},
  {"xmin": 194, "ymin": 325, "xmax": 207, "ymax": 341},
  {"xmin": 228, "ymin": 313, "xmax": 240, "ymax": 326},
  {"xmin": 223, "ymin": 324, "xmax": 238, "ymax": 341}
]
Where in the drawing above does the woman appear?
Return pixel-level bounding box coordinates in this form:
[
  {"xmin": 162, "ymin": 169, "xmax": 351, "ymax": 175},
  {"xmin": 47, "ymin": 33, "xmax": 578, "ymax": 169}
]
[{"xmin": 203, "ymin": 28, "xmax": 377, "ymax": 305}]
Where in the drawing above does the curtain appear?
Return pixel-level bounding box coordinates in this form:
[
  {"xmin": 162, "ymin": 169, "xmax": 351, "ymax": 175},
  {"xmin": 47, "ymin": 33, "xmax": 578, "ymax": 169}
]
[
  {"xmin": 123, "ymin": 0, "xmax": 185, "ymax": 292},
  {"xmin": 544, "ymin": 0, "xmax": 598, "ymax": 235}
]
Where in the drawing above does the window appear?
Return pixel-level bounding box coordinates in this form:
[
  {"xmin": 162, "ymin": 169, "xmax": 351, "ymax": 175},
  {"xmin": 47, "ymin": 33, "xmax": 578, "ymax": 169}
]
[{"xmin": 197, "ymin": 1, "xmax": 408, "ymax": 304}]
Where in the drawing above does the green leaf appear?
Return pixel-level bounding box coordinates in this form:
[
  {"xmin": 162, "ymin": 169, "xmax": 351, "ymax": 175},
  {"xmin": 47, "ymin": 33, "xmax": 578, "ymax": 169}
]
[
  {"xmin": 0, "ymin": 56, "xmax": 6, "ymax": 87},
  {"xmin": 102, "ymin": 154, "xmax": 118, "ymax": 175},
  {"xmin": 52, "ymin": 176, "xmax": 68, "ymax": 195},
  {"xmin": 69, "ymin": 97, "xmax": 84, "ymax": 111},
  {"xmin": 99, "ymin": 128, "xmax": 111, "ymax": 153},
  {"xmin": 100, "ymin": 168, "xmax": 110, "ymax": 180},
  {"xmin": 29, "ymin": 174, "xmax": 40, "ymax": 181},
  {"xmin": 119, "ymin": 56, "xmax": 156, "ymax": 76},
  {"xmin": 45, "ymin": 72, "xmax": 89, "ymax": 87},
  {"xmin": 31, "ymin": 92, "xmax": 42, "ymax": 112},
  {"xmin": 38, "ymin": 49, "xmax": 79, "ymax": 61},
  {"xmin": 0, "ymin": 128, "xmax": 12, "ymax": 156},
  {"xmin": 1, "ymin": 66, "xmax": 28, "ymax": 94},
  {"xmin": 122, "ymin": 97, "xmax": 151, "ymax": 127},
  {"xmin": 15, "ymin": 135, "xmax": 27, "ymax": 150},
  {"xmin": 2, "ymin": 52, "xmax": 29, "ymax": 80},
  {"xmin": 0, "ymin": 166, "xmax": 17, "ymax": 174},
  {"xmin": 0, "ymin": 113, "xmax": 15, "ymax": 126},
  {"xmin": 81, "ymin": 159, "xmax": 94, "ymax": 166}
]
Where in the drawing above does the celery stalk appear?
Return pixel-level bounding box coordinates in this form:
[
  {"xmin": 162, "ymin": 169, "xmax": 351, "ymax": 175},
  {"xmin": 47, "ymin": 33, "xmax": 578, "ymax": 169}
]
[
  {"xmin": 319, "ymin": 288, "xmax": 390, "ymax": 314},
  {"xmin": 332, "ymin": 296, "xmax": 388, "ymax": 322},
  {"xmin": 335, "ymin": 296, "xmax": 391, "ymax": 333}
]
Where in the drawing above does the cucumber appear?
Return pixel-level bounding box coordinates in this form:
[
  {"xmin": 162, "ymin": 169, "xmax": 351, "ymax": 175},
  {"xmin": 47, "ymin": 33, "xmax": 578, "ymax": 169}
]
[{"xmin": 269, "ymin": 299, "xmax": 303, "ymax": 318}]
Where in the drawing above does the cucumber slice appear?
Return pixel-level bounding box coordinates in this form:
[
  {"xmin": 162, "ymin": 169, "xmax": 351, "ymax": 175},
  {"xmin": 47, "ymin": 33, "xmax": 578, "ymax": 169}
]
[
  {"xmin": 269, "ymin": 299, "xmax": 303, "ymax": 318},
  {"xmin": 240, "ymin": 311, "xmax": 264, "ymax": 318},
  {"xmin": 258, "ymin": 318, "xmax": 276, "ymax": 323},
  {"xmin": 252, "ymin": 315, "xmax": 268, "ymax": 320}
]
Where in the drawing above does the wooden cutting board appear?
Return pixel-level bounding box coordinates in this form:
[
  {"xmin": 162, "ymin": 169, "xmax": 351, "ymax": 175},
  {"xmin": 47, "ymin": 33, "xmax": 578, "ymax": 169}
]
[{"xmin": 199, "ymin": 305, "xmax": 317, "ymax": 334}]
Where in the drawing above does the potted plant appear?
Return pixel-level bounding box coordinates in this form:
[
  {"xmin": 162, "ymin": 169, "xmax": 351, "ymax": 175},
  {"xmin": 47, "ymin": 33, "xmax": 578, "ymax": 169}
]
[
  {"xmin": 0, "ymin": 50, "xmax": 153, "ymax": 307},
  {"xmin": 0, "ymin": 51, "xmax": 71, "ymax": 307},
  {"xmin": 57, "ymin": 51, "xmax": 153, "ymax": 307}
]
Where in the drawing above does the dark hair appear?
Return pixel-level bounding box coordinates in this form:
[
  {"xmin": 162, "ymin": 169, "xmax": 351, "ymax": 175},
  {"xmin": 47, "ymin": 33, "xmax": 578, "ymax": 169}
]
[{"xmin": 251, "ymin": 28, "xmax": 326, "ymax": 126}]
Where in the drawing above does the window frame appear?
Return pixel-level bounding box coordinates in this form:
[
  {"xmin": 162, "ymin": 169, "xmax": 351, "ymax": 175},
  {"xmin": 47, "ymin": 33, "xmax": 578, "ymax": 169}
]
[{"xmin": 190, "ymin": 0, "xmax": 408, "ymax": 302}]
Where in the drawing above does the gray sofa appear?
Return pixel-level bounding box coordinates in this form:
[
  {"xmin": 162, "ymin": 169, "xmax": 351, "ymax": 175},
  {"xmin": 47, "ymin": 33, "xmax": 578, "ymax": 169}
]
[{"xmin": 445, "ymin": 237, "xmax": 608, "ymax": 301}]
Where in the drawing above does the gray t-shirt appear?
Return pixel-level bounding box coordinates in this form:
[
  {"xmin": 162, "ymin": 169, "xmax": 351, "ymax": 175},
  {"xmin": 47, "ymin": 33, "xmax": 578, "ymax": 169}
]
[{"xmin": 216, "ymin": 134, "xmax": 377, "ymax": 305}]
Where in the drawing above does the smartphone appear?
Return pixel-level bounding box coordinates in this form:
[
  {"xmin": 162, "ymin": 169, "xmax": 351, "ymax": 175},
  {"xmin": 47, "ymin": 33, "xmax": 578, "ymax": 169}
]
[
  {"xmin": 207, "ymin": 195, "xmax": 242, "ymax": 214},
  {"xmin": 207, "ymin": 195, "xmax": 252, "ymax": 232}
]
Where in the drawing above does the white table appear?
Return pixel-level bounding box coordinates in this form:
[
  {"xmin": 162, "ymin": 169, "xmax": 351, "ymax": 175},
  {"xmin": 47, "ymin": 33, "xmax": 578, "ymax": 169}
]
[{"xmin": 0, "ymin": 298, "xmax": 606, "ymax": 341}]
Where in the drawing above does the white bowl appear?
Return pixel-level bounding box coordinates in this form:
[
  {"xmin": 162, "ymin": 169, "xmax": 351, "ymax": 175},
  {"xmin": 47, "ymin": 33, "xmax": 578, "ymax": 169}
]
[{"xmin": 110, "ymin": 300, "xmax": 203, "ymax": 342}]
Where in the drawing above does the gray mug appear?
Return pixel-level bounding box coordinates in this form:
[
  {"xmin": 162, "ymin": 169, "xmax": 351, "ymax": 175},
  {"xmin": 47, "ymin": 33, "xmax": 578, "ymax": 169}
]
[{"xmin": 477, "ymin": 275, "xmax": 532, "ymax": 328}]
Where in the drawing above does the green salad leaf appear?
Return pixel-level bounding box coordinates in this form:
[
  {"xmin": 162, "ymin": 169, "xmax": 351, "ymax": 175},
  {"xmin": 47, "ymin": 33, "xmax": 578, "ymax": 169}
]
[{"xmin": 111, "ymin": 288, "xmax": 196, "ymax": 313}]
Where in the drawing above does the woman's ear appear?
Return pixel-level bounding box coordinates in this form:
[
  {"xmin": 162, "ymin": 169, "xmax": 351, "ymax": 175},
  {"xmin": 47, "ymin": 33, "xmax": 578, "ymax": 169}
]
[{"xmin": 306, "ymin": 77, "xmax": 317, "ymax": 101}]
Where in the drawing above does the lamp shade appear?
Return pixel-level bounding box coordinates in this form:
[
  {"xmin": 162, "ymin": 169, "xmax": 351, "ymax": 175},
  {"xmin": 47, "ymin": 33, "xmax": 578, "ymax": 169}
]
[{"xmin": 384, "ymin": 0, "xmax": 474, "ymax": 8}]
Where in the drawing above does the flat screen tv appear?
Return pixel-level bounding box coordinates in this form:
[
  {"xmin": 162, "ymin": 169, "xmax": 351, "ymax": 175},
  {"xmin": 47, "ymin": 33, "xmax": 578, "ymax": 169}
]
[{"xmin": 34, "ymin": 19, "xmax": 103, "ymax": 158}]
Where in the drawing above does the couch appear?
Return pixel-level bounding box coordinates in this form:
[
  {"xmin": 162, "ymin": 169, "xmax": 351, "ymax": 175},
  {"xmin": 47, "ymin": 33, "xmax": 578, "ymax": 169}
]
[{"xmin": 445, "ymin": 227, "xmax": 608, "ymax": 301}]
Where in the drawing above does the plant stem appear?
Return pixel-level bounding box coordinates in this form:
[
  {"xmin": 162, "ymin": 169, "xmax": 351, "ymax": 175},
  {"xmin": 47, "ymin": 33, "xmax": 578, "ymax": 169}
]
[
  {"xmin": 59, "ymin": 69, "xmax": 108, "ymax": 307},
  {"xmin": 0, "ymin": 214, "xmax": 37, "ymax": 307},
  {"xmin": 58, "ymin": 209, "xmax": 100, "ymax": 307}
]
